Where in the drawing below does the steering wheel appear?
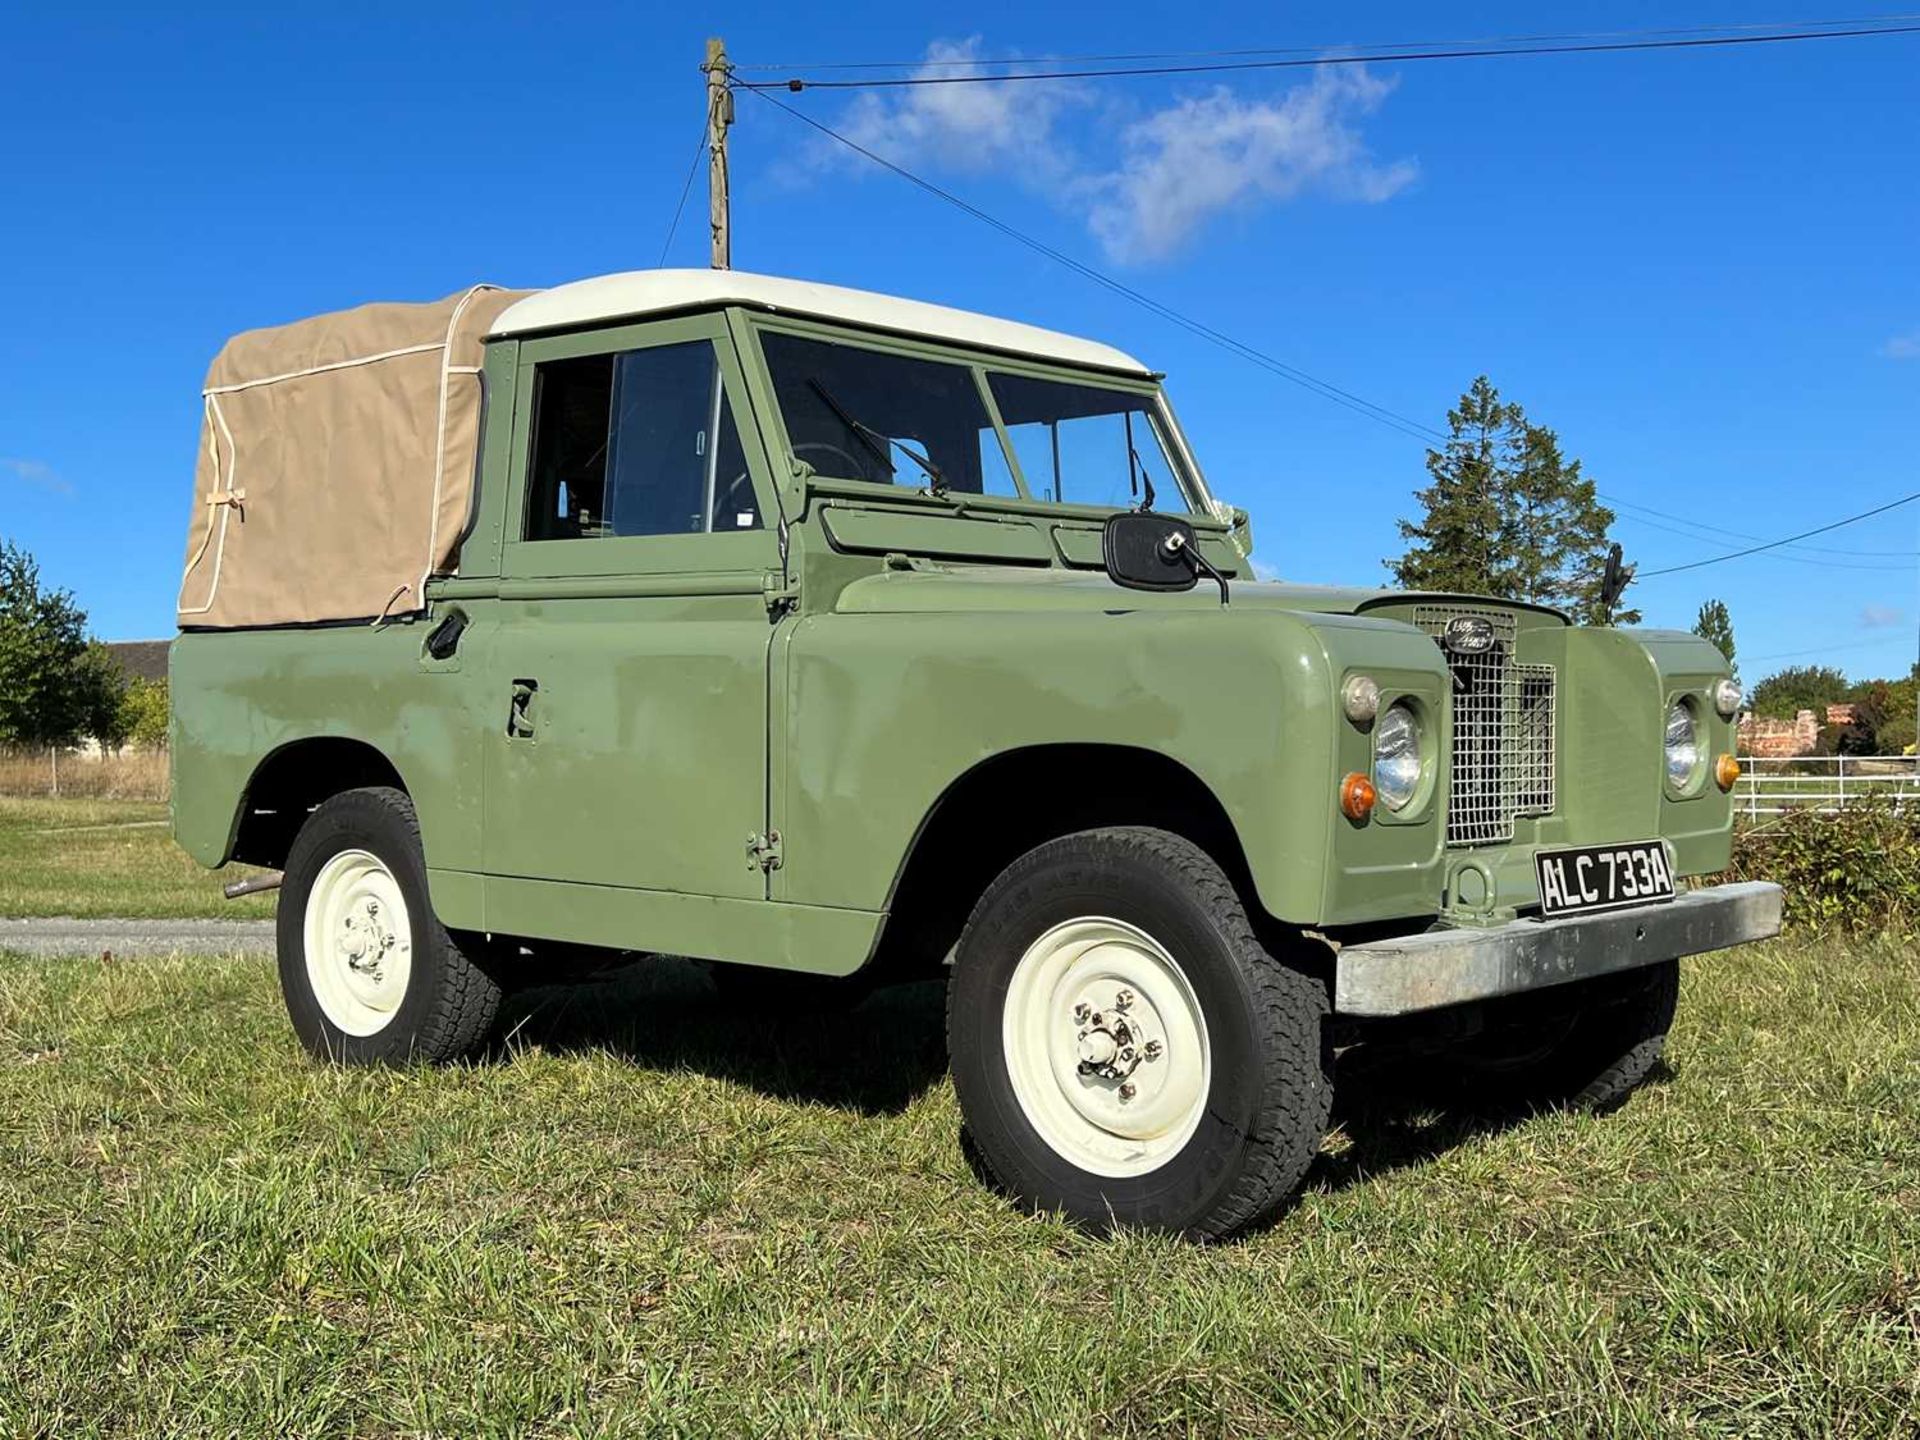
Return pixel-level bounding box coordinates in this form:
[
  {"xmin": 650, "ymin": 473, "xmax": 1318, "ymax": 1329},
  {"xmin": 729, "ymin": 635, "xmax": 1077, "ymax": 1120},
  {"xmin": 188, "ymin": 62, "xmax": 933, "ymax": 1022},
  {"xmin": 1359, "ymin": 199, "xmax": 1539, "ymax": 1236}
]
[
  {"xmin": 792, "ymin": 440, "xmax": 877, "ymax": 482},
  {"xmin": 716, "ymin": 469, "xmax": 758, "ymax": 527}
]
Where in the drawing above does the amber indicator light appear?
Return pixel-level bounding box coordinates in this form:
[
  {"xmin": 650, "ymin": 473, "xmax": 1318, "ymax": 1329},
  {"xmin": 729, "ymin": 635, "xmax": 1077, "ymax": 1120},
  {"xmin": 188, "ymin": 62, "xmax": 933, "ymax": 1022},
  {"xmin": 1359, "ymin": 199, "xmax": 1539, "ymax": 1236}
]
[{"xmin": 1340, "ymin": 772, "xmax": 1377, "ymax": 822}]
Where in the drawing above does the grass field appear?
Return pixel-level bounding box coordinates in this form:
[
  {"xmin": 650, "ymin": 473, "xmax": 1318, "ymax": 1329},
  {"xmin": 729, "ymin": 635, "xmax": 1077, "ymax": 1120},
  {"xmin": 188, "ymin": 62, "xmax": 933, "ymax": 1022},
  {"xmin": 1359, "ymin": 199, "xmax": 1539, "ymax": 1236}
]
[
  {"xmin": 0, "ymin": 797, "xmax": 272, "ymax": 920},
  {"xmin": 1, "ymin": 935, "xmax": 1914, "ymax": 1436}
]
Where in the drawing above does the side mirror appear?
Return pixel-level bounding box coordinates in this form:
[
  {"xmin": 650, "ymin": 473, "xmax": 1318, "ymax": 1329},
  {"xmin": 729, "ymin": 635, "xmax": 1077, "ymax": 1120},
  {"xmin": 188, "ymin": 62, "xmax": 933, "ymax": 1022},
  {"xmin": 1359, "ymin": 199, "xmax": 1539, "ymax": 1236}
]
[{"xmin": 1102, "ymin": 512, "xmax": 1230, "ymax": 605}]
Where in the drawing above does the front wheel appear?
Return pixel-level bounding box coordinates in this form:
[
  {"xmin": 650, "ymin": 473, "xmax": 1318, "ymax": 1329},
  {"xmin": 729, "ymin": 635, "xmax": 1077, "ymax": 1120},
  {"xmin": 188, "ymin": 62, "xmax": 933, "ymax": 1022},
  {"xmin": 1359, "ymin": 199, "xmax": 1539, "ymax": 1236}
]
[
  {"xmin": 947, "ymin": 827, "xmax": 1331, "ymax": 1239},
  {"xmin": 276, "ymin": 786, "xmax": 502, "ymax": 1065}
]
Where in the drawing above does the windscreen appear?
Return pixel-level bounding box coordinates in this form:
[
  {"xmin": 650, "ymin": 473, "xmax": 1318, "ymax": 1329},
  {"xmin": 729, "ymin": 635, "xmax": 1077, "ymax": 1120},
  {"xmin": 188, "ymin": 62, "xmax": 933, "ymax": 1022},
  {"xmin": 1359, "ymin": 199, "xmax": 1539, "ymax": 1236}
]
[
  {"xmin": 988, "ymin": 372, "xmax": 1191, "ymax": 512},
  {"xmin": 760, "ymin": 332, "xmax": 1018, "ymax": 497}
]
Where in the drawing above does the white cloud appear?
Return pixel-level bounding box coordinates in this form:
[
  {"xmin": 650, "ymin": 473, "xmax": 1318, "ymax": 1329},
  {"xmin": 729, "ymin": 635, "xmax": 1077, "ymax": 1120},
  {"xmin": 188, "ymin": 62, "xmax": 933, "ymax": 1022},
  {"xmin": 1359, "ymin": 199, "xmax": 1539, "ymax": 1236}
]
[
  {"xmin": 1881, "ymin": 332, "xmax": 1920, "ymax": 360},
  {"xmin": 813, "ymin": 42, "xmax": 1414, "ymax": 264},
  {"xmin": 1079, "ymin": 69, "xmax": 1418, "ymax": 263},
  {"xmin": 833, "ymin": 38, "xmax": 1087, "ymax": 179},
  {"xmin": 1, "ymin": 457, "xmax": 70, "ymax": 495},
  {"xmin": 1860, "ymin": 603, "xmax": 1905, "ymax": 628}
]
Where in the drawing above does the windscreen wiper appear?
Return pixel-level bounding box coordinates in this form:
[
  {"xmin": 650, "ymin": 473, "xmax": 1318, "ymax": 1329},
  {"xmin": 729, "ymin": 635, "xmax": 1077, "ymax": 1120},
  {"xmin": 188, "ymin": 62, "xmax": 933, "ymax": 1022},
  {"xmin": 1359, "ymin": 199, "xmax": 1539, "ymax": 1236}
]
[
  {"xmin": 808, "ymin": 380, "xmax": 950, "ymax": 497},
  {"xmin": 1129, "ymin": 446, "xmax": 1158, "ymax": 513}
]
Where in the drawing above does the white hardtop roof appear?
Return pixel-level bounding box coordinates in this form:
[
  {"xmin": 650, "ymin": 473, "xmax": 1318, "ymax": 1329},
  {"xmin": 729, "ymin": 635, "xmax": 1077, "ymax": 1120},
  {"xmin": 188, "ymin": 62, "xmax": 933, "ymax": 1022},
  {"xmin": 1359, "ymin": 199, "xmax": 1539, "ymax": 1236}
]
[{"xmin": 490, "ymin": 269, "xmax": 1152, "ymax": 376}]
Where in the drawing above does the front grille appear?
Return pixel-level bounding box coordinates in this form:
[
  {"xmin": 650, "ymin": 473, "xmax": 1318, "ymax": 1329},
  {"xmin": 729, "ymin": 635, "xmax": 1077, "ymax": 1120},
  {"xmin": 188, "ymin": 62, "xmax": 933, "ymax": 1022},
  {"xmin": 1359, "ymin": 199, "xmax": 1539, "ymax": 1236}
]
[{"xmin": 1414, "ymin": 606, "xmax": 1557, "ymax": 846}]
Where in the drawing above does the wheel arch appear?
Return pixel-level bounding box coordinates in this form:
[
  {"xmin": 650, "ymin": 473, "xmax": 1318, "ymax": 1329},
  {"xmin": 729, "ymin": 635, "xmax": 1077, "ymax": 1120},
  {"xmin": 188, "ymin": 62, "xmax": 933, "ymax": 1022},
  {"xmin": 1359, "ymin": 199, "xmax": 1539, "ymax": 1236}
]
[
  {"xmin": 865, "ymin": 742, "xmax": 1270, "ymax": 981},
  {"xmin": 229, "ymin": 736, "xmax": 411, "ymax": 871}
]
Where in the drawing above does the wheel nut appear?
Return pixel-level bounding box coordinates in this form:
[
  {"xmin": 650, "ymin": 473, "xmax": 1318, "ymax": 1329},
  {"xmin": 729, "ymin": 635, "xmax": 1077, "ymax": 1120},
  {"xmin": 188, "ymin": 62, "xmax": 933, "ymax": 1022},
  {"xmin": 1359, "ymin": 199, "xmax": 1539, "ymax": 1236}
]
[
  {"xmin": 1115, "ymin": 989, "xmax": 1134, "ymax": 1009},
  {"xmin": 1118, "ymin": 1082, "xmax": 1137, "ymax": 1101},
  {"xmin": 1144, "ymin": 1040, "xmax": 1162, "ymax": 1060},
  {"xmin": 1073, "ymin": 1003, "xmax": 1090, "ymax": 1023}
]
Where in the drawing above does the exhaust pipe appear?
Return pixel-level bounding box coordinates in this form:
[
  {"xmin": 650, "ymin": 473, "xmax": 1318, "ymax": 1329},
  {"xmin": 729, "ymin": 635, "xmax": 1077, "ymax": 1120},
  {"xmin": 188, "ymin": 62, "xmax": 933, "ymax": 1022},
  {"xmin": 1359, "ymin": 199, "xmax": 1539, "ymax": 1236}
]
[{"xmin": 224, "ymin": 870, "xmax": 284, "ymax": 900}]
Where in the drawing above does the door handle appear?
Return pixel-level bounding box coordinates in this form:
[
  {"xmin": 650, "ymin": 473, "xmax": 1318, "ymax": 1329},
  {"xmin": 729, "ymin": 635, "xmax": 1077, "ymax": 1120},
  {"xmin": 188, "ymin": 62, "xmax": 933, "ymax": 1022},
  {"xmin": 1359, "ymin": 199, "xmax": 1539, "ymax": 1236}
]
[
  {"xmin": 507, "ymin": 679, "xmax": 538, "ymax": 739},
  {"xmin": 424, "ymin": 608, "xmax": 468, "ymax": 660}
]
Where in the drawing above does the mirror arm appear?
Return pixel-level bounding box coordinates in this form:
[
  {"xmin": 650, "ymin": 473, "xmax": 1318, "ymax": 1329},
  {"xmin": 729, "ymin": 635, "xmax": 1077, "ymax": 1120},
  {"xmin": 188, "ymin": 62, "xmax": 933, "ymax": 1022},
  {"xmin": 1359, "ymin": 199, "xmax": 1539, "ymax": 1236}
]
[{"xmin": 1186, "ymin": 547, "xmax": 1230, "ymax": 606}]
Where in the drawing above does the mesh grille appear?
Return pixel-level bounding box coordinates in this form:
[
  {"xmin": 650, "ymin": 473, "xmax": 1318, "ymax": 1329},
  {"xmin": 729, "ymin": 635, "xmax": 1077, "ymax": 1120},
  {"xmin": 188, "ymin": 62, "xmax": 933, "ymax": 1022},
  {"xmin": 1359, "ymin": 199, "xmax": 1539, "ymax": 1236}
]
[{"xmin": 1414, "ymin": 606, "xmax": 1557, "ymax": 846}]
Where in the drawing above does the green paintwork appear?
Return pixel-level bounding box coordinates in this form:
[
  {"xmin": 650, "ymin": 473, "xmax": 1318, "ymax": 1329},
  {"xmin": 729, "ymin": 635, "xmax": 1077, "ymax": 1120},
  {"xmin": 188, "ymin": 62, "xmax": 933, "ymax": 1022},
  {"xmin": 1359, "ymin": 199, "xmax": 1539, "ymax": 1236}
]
[{"xmin": 170, "ymin": 299, "xmax": 1740, "ymax": 977}]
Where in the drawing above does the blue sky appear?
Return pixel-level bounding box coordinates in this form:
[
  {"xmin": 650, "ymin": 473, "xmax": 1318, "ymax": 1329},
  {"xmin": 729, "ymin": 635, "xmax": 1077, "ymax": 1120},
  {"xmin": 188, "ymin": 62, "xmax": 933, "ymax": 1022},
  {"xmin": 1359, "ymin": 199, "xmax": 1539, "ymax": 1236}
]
[{"xmin": 2, "ymin": 3, "xmax": 1915, "ymax": 681}]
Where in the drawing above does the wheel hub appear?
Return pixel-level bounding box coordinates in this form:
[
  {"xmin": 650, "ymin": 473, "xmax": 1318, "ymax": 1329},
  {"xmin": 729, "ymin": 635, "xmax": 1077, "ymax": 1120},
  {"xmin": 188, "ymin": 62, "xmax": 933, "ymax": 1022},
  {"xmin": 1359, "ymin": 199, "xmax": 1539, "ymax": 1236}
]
[{"xmin": 1072, "ymin": 990, "xmax": 1162, "ymax": 1087}]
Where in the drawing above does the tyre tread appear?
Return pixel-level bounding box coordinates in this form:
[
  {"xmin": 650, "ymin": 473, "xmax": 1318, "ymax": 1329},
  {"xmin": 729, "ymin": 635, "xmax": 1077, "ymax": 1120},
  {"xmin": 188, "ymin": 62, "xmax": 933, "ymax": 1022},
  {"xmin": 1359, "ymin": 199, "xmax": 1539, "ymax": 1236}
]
[{"xmin": 949, "ymin": 825, "xmax": 1330, "ymax": 1239}]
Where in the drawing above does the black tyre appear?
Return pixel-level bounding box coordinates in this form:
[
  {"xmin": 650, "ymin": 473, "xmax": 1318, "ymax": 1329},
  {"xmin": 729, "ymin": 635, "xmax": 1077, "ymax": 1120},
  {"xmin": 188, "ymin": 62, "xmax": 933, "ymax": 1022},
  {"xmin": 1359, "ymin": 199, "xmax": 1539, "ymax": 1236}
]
[
  {"xmin": 276, "ymin": 786, "xmax": 502, "ymax": 1065},
  {"xmin": 947, "ymin": 827, "xmax": 1331, "ymax": 1239},
  {"xmin": 1447, "ymin": 959, "xmax": 1679, "ymax": 1112}
]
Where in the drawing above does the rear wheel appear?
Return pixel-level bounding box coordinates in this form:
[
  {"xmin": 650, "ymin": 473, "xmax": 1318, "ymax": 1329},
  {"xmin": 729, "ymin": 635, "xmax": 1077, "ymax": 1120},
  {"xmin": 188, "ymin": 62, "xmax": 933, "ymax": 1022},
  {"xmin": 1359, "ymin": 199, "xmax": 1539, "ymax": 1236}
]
[
  {"xmin": 1447, "ymin": 959, "xmax": 1678, "ymax": 1111},
  {"xmin": 948, "ymin": 827, "xmax": 1330, "ymax": 1239},
  {"xmin": 276, "ymin": 786, "xmax": 502, "ymax": 1064}
]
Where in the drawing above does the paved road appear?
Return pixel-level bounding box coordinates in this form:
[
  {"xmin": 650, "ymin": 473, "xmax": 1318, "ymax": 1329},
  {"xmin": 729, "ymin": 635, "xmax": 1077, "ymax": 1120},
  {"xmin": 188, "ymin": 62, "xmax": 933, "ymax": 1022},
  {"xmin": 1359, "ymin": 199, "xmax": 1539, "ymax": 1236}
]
[{"xmin": 0, "ymin": 917, "xmax": 275, "ymax": 958}]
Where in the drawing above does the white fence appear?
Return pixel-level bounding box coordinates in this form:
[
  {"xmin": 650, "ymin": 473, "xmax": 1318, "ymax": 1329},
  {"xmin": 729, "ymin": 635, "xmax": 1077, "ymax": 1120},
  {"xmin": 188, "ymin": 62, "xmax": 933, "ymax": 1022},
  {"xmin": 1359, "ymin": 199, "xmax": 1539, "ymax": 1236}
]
[{"xmin": 1734, "ymin": 755, "xmax": 1920, "ymax": 818}]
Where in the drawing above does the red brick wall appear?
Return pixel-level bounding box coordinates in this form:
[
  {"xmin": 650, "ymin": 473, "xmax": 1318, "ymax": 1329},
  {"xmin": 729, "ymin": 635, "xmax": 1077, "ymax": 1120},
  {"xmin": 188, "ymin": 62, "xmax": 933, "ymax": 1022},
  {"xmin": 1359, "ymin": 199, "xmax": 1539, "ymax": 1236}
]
[{"xmin": 1738, "ymin": 709, "xmax": 1821, "ymax": 758}]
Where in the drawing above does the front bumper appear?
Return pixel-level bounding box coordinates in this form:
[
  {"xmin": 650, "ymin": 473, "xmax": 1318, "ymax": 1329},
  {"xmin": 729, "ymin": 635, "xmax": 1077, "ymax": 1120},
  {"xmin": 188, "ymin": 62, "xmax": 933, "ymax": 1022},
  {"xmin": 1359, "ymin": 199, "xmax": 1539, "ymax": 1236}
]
[{"xmin": 1333, "ymin": 881, "xmax": 1783, "ymax": 1017}]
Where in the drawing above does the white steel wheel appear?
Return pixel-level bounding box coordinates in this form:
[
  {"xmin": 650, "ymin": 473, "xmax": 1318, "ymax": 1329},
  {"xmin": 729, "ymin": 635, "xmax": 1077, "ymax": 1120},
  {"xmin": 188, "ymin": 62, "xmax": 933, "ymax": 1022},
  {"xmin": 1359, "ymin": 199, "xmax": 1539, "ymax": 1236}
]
[
  {"xmin": 302, "ymin": 848, "xmax": 414, "ymax": 1037},
  {"xmin": 1001, "ymin": 916, "xmax": 1212, "ymax": 1178}
]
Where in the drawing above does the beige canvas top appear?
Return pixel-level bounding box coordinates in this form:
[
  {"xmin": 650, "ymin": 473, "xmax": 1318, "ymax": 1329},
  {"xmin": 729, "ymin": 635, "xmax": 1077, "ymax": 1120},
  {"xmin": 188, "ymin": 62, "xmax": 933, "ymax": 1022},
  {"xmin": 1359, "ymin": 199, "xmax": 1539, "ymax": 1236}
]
[{"xmin": 177, "ymin": 285, "xmax": 532, "ymax": 629}]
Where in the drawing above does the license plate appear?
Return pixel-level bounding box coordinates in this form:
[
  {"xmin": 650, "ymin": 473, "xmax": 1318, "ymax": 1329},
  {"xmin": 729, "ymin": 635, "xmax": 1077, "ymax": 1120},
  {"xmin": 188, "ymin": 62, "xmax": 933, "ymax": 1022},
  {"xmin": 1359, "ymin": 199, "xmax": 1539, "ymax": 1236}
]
[{"xmin": 1534, "ymin": 841, "xmax": 1675, "ymax": 918}]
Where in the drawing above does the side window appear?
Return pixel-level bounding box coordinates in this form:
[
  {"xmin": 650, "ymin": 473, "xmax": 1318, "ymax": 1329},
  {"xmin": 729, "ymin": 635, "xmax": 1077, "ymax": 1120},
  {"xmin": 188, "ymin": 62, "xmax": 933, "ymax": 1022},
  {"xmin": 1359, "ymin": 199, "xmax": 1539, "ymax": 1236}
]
[{"xmin": 524, "ymin": 340, "xmax": 761, "ymax": 541}]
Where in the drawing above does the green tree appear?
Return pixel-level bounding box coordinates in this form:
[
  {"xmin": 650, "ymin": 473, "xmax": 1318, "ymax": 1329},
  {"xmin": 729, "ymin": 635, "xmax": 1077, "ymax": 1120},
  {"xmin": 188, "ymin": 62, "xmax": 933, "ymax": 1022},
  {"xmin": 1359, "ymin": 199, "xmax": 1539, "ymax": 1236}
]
[
  {"xmin": 120, "ymin": 677, "xmax": 170, "ymax": 750},
  {"xmin": 1691, "ymin": 598, "xmax": 1737, "ymax": 677},
  {"xmin": 1874, "ymin": 664, "xmax": 1917, "ymax": 755},
  {"xmin": 74, "ymin": 641, "xmax": 131, "ymax": 752},
  {"xmin": 1749, "ymin": 664, "xmax": 1849, "ymax": 720},
  {"xmin": 1388, "ymin": 376, "xmax": 1639, "ymax": 623},
  {"xmin": 0, "ymin": 538, "xmax": 96, "ymax": 749}
]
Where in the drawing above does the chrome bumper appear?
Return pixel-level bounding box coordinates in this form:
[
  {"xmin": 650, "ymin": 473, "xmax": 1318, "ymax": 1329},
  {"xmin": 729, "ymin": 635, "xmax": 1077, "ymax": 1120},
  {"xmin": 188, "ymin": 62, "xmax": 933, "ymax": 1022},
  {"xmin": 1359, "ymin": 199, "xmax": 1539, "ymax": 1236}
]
[{"xmin": 1334, "ymin": 881, "xmax": 1783, "ymax": 1017}]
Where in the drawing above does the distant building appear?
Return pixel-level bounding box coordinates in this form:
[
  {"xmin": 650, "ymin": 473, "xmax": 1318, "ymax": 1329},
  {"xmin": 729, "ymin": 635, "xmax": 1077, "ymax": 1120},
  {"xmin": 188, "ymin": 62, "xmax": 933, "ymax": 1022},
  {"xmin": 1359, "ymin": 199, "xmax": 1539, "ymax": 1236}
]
[
  {"xmin": 105, "ymin": 640, "xmax": 169, "ymax": 684},
  {"xmin": 1738, "ymin": 708, "xmax": 1822, "ymax": 758},
  {"xmin": 1825, "ymin": 703, "xmax": 1858, "ymax": 727}
]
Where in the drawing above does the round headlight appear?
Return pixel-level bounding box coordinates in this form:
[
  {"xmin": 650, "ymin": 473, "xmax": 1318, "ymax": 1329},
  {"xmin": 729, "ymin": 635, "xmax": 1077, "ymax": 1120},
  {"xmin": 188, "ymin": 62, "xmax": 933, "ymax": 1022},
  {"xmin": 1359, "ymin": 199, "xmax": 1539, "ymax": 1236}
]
[
  {"xmin": 1373, "ymin": 702, "xmax": 1423, "ymax": 812},
  {"xmin": 1665, "ymin": 701, "xmax": 1701, "ymax": 789},
  {"xmin": 1712, "ymin": 678, "xmax": 1743, "ymax": 718}
]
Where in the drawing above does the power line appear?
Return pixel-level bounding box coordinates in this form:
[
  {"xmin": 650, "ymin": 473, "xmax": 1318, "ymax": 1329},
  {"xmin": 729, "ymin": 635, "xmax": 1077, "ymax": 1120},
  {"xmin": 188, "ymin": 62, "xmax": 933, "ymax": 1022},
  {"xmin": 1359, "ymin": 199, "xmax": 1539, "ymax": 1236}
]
[
  {"xmin": 744, "ymin": 78, "xmax": 1918, "ymax": 587},
  {"xmin": 741, "ymin": 85, "xmax": 1448, "ymax": 443},
  {"xmin": 732, "ymin": 15, "xmax": 1920, "ymax": 73},
  {"xmin": 1611, "ymin": 508, "xmax": 1917, "ymax": 571},
  {"xmin": 740, "ymin": 20, "xmax": 1920, "ymax": 91},
  {"xmin": 1603, "ymin": 494, "xmax": 1920, "ymax": 558},
  {"xmin": 657, "ymin": 125, "xmax": 708, "ymax": 267},
  {"xmin": 1743, "ymin": 635, "xmax": 1911, "ymax": 664},
  {"xmin": 1637, "ymin": 491, "xmax": 1920, "ymax": 576}
]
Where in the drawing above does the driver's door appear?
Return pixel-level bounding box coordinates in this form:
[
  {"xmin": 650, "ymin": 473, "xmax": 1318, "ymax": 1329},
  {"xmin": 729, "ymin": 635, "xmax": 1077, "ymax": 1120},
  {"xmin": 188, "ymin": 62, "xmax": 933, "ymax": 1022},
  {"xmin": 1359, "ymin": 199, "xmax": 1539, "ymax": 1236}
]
[{"xmin": 482, "ymin": 313, "xmax": 784, "ymax": 904}]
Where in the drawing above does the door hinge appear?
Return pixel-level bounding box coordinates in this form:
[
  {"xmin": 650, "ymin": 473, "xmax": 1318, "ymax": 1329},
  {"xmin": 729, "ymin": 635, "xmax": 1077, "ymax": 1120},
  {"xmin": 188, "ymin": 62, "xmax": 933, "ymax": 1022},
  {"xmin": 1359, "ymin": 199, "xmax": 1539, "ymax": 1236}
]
[{"xmin": 747, "ymin": 829, "xmax": 784, "ymax": 872}]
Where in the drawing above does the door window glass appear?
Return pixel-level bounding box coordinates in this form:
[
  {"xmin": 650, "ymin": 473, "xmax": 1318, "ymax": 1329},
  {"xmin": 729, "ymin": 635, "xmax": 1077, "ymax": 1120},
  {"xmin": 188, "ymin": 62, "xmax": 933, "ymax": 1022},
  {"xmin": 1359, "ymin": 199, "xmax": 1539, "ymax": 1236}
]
[{"xmin": 524, "ymin": 340, "xmax": 761, "ymax": 540}]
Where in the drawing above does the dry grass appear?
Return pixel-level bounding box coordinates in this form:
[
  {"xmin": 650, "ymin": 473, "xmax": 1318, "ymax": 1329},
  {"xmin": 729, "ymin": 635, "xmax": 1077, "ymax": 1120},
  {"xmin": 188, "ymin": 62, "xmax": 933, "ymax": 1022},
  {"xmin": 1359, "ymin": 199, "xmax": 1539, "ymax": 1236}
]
[
  {"xmin": 0, "ymin": 747, "xmax": 169, "ymax": 802},
  {"xmin": 0, "ymin": 797, "xmax": 272, "ymax": 919}
]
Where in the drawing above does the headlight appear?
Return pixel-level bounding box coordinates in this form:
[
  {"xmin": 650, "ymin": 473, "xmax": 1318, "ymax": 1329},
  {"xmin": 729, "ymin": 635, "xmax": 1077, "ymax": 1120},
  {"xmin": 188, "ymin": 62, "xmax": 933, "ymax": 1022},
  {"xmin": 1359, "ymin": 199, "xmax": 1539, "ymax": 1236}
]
[
  {"xmin": 1665, "ymin": 702, "xmax": 1701, "ymax": 789},
  {"xmin": 1373, "ymin": 702, "xmax": 1423, "ymax": 811},
  {"xmin": 1712, "ymin": 678, "xmax": 1743, "ymax": 718}
]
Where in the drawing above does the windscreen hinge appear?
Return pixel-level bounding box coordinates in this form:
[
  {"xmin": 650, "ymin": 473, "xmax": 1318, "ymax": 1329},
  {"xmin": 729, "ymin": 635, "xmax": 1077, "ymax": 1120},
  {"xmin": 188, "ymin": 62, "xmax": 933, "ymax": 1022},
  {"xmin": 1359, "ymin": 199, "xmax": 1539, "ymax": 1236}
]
[
  {"xmin": 746, "ymin": 829, "xmax": 784, "ymax": 873},
  {"xmin": 762, "ymin": 571, "xmax": 800, "ymax": 618}
]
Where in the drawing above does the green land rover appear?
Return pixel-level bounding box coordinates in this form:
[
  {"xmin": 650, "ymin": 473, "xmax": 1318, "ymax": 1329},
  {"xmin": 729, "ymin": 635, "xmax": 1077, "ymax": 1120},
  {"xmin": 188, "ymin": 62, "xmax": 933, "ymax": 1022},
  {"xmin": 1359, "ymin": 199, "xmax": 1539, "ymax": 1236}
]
[{"xmin": 171, "ymin": 269, "xmax": 1781, "ymax": 1238}]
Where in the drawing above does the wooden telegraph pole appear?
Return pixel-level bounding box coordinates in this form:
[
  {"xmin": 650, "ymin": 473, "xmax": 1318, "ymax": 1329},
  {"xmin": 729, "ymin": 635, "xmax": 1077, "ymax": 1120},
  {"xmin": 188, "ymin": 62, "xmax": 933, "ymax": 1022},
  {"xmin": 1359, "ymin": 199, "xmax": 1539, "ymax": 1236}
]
[{"xmin": 704, "ymin": 37, "xmax": 734, "ymax": 269}]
